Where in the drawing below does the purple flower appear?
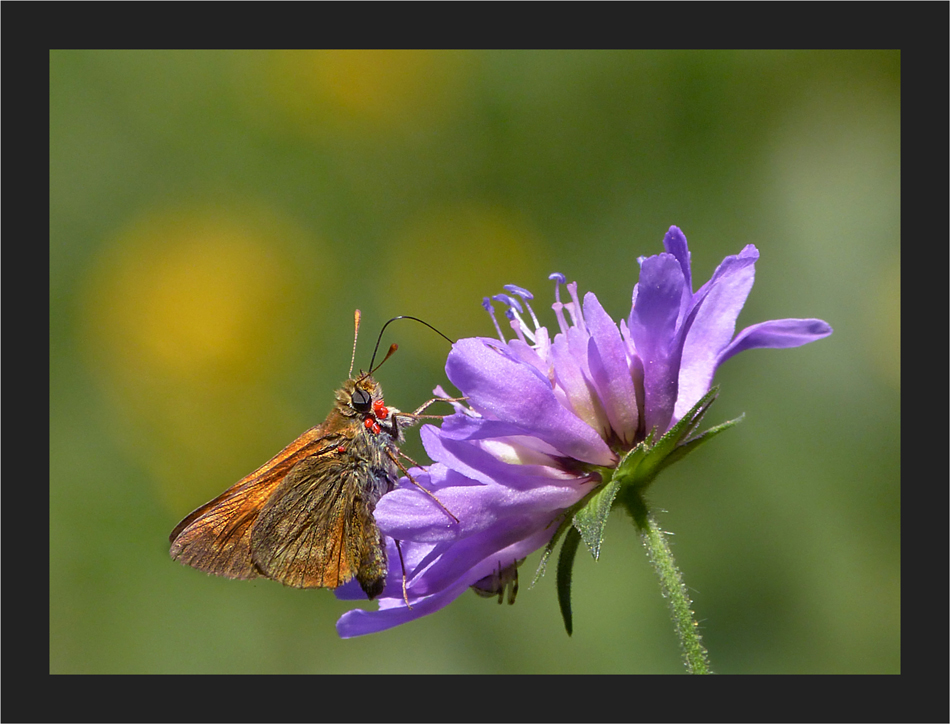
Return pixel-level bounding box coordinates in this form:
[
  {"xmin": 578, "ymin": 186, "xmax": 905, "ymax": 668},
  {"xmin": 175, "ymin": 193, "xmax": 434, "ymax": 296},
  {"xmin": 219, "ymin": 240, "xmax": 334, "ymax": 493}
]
[{"xmin": 336, "ymin": 226, "xmax": 831, "ymax": 637}]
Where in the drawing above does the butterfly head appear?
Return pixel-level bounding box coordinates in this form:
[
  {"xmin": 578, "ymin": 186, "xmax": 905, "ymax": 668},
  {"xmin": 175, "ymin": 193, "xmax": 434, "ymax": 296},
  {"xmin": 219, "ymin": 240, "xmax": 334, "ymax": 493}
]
[{"xmin": 338, "ymin": 375, "xmax": 402, "ymax": 440}]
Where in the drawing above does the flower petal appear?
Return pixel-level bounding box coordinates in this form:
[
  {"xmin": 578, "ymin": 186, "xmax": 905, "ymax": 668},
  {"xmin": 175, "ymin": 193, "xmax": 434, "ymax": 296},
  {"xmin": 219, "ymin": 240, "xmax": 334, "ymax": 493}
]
[
  {"xmin": 420, "ymin": 427, "xmax": 581, "ymax": 496},
  {"xmin": 335, "ymin": 523, "xmax": 557, "ymax": 638},
  {"xmin": 336, "ymin": 577, "xmax": 470, "ymax": 637},
  {"xmin": 675, "ymin": 245, "xmax": 758, "ymax": 420},
  {"xmin": 338, "ymin": 460, "xmax": 584, "ymax": 638},
  {"xmin": 717, "ymin": 318, "xmax": 833, "ymax": 365},
  {"xmin": 376, "ymin": 452, "xmax": 584, "ymax": 541},
  {"xmin": 431, "ymin": 416, "xmax": 567, "ymax": 468},
  {"xmin": 374, "ymin": 468, "xmax": 480, "ymax": 542},
  {"xmin": 628, "ymin": 253, "xmax": 687, "ymax": 436},
  {"xmin": 549, "ymin": 333, "xmax": 609, "ymax": 434},
  {"xmin": 446, "ymin": 338, "xmax": 615, "ymax": 465},
  {"xmin": 662, "ymin": 225, "xmax": 693, "ymax": 302},
  {"xmin": 583, "ymin": 292, "xmax": 639, "ymax": 446}
]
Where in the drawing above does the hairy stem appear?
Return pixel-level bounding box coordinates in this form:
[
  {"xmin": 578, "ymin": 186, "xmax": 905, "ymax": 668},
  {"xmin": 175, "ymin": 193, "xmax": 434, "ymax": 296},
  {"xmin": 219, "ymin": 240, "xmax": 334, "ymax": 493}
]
[{"xmin": 623, "ymin": 488, "xmax": 712, "ymax": 674}]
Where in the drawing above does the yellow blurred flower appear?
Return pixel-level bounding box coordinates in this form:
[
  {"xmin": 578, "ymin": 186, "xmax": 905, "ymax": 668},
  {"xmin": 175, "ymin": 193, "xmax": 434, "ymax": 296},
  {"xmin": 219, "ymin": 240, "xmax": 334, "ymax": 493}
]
[
  {"xmin": 80, "ymin": 205, "xmax": 327, "ymax": 509},
  {"xmin": 239, "ymin": 49, "xmax": 472, "ymax": 139}
]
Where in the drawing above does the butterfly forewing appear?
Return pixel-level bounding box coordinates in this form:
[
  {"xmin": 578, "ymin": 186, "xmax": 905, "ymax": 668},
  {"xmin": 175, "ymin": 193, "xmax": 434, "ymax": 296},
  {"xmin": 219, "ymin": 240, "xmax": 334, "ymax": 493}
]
[{"xmin": 169, "ymin": 426, "xmax": 339, "ymax": 580}]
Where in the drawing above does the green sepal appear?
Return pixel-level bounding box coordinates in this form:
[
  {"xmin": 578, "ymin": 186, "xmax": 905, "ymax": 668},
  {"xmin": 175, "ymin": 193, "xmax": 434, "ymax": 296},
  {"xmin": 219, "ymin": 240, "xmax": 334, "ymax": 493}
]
[
  {"xmin": 556, "ymin": 526, "xmax": 582, "ymax": 636},
  {"xmin": 609, "ymin": 438, "xmax": 650, "ymax": 489},
  {"xmin": 618, "ymin": 386, "xmax": 744, "ymax": 493},
  {"xmin": 572, "ymin": 476, "xmax": 622, "ymax": 560},
  {"xmin": 533, "ymin": 493, "xmax": 591, "ymax": 585},
  {"xmin": 648, "ymin": 411, "xmax": 745, "ymax": 480},
  {"xmin": 633, "ymin": 387, "xmax": 720, "ymax": 488}
]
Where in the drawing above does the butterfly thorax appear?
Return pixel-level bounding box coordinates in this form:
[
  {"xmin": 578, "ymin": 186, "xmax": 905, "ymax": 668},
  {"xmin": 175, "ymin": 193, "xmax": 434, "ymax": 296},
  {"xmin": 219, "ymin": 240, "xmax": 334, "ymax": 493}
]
[{"xmin": 330, "ymin": 375, "xmax": 403, "ymax": 500}]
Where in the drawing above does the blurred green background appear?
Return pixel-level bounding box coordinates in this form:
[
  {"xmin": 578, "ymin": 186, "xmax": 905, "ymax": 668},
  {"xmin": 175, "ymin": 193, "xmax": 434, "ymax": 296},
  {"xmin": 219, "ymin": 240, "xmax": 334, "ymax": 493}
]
[{"xmin": 50, "ymin": 50, "xmax": 899, "ymax": 674}]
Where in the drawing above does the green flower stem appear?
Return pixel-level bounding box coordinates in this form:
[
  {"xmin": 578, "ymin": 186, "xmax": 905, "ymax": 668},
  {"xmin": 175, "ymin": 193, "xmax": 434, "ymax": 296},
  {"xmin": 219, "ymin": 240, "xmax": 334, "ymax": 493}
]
[{"xmin": 623, "ymin": 487, "xmax": 712, "ymax": 674}]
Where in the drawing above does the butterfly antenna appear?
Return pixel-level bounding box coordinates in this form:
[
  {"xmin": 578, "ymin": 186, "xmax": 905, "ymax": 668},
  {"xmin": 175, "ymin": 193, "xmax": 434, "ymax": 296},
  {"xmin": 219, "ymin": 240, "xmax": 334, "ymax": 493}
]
[
  {"xmin": 368, "ymin": 316, "xmax": 454, "ymax": 372},
  {"xmin": 348, "ymin": 310, "xmax": 361, "ymax": 378}
]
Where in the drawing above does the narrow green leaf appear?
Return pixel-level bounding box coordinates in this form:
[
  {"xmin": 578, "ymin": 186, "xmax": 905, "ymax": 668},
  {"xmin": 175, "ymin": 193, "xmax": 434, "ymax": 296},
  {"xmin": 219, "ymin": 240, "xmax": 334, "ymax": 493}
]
[
  {"xmin": 556, "ymin": 526, "xmax": 582, "ymax": 636},
  {"xmin": 687, "ymin": 411, "xmax": 745, "ymax": 443},
  {"xmin": 676, "ymin": 386, "xmax": 721, "ymax": 441},
  {"xmin": 533, "ymin": 514, "xmax": 573, "ymax": 585}
]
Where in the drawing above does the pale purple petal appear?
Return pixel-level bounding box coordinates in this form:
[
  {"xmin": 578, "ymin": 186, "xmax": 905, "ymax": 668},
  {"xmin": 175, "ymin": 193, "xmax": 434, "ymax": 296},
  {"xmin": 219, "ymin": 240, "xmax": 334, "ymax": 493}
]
[
  {"xmin": 446, "ymin": 338, "xmax": 615, "ymax": 465},
  {"xmin": 628, "ymin": 253, "xmax": 687, "ymax": 436},
  {"xmin": 505, "ymin": 338, "xmax": 549, "ymax": 376},
  {"xmin": 378, "ymin": 461, "xmax": 583, "ymax": 579},
  {"xmin": 691, "ymin": 244, "xmax": 758, "ymax": 303},
  {"xmin": 337, "ymin": 457, "xmax": 586, "ymax": 637},
  {"xmin": 662, "ymin": 225, "xmax": 693, "ymax": 306},
  {"xmin": 374, "ymin": 468, "xmax": 481, "ymax": 542},
  {"xmin": 374, "ymin": 448, "xmax": 584, "ymax": 548},
  {"xmin": 583, "ymin": 292, "xmax": 639, "ymax": 446},
  {"xmin": 435, "ymin": 415, "xmax": 566, "ymax": 460},
  {"xmin": 337, "ymin": 576, "xmax": 470, "ymax": 637},
  {"xmin": 549, "ymin": 333, "xmax": 609, "ymax": 435},
  {"xmin": 675, "ymin": 245, "xmax": 759, "ymax": 419},
  {"xmin": 416, "ymin": 425, "xmax": 583, "ymax": 498},
  {"xmin": 717, "ymin": 318, "xmax": 833, "ymax": 366},
  {"xmin": 403, "ymin": 515, "xmax": 547, "ymax": 596}
]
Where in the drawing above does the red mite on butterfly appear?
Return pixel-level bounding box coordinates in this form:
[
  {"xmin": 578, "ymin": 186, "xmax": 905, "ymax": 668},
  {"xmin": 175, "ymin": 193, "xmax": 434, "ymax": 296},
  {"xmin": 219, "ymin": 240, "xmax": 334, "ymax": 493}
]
[{"xmin": 169, "ymin": 310, "xmax": 458, "ymax": 601}]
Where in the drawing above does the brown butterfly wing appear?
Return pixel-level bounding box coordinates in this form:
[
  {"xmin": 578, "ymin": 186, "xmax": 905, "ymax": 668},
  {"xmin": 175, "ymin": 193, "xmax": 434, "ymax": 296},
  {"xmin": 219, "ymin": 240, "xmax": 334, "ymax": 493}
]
[
  {"xmin": 249, "ymin": 450, "xmax": 388, "ymax": 597},
  {"xmin": 169, "ymin": 426, "xmax": 336, "ymax": 580}
]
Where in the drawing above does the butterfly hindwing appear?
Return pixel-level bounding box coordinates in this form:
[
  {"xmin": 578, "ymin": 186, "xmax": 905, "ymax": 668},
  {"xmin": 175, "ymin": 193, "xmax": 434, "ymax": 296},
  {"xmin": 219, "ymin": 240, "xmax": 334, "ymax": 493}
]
[{"xmin": 250, "ymin": 453, "xmax": 374, "ymax": 590}]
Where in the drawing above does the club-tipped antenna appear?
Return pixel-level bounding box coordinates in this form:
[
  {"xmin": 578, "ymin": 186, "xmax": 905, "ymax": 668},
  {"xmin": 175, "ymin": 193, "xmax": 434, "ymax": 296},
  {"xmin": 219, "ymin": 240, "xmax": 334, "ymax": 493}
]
[
  {"xmin": 367, "ymin": 316, "xmax": 454, "ymax": 373},
  {"xmin": 369, "ymin": 343, "xmax": 399, "ymax": 376}
]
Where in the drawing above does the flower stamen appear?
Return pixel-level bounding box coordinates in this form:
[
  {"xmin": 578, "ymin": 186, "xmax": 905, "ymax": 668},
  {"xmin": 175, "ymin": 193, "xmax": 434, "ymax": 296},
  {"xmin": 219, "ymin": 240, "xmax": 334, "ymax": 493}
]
[
  {"xmin": 504, "ymin": 284, "xmax": 542, "ymax": 330},
  {"xmin": 549, "ymin": 273, "xmax": 570, "ymax": 334},
  {"xmin": 493, "ymin": 293, "xmax": 536, "ymax": 345},
  {"xmin": 482, "ymin": 297, "xmax": 506, "ymax": 342},
  {"xmin": 563, "ymin": 281, "xmax": 587, "ymax": 334}
]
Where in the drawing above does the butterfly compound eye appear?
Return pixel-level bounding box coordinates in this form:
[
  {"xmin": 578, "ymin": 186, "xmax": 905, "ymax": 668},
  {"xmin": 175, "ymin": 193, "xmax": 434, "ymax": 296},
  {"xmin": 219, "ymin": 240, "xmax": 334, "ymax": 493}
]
[{"xmin": 351, "ymin": 386, "xmax": 372, "ymax": 413}]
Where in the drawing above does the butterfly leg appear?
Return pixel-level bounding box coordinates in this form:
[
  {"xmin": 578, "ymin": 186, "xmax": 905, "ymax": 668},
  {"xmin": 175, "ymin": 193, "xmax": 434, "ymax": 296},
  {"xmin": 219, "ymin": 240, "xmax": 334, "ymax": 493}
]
[
  {"xmin": 405, "ymin": 396, "xmax": 468, "ymax": 419},
  {"xmin": 385, "ymin": 448, "xmax": 460, "ymax": 524},
  {"xmin": 394, "ymin": 539, "xmax": 412, "ymax": 609}
]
